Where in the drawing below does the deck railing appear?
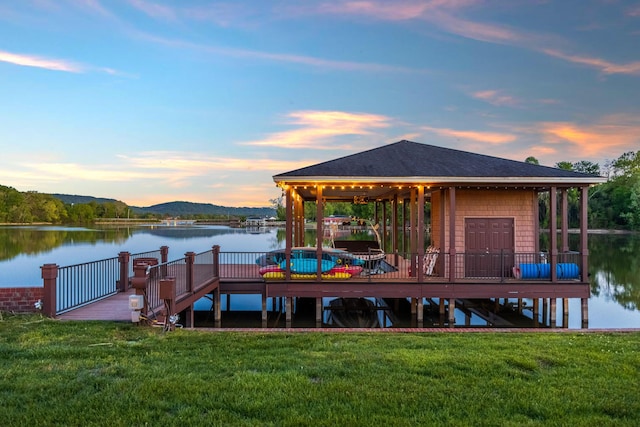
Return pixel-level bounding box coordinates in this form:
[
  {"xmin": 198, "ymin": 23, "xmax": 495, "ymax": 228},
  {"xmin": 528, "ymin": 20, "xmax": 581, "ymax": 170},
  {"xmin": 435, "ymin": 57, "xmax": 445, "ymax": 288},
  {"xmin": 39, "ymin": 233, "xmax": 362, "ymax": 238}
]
[
  {"xmin": 218, "ymin": 250, "xmax": 584, "ymax": 283},
  {"xmin": 42, "ymin": 246, "xmax": 176, "ymax": 317},
  {"xmin": 50, "ymin": 256, "xmax": 120, "ymax": 314}
]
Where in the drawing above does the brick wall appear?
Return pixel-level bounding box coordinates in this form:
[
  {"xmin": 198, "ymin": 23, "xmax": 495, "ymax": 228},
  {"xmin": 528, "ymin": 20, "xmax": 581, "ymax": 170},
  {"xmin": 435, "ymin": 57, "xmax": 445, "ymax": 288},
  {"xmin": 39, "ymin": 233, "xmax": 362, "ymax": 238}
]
[
  {"xmin": 432, "ymin": 188, "xmax": 537, "ymax": 253},
  {"xmin": 0, "ymin": 287, "xmax": 44, "ymax": 312}
]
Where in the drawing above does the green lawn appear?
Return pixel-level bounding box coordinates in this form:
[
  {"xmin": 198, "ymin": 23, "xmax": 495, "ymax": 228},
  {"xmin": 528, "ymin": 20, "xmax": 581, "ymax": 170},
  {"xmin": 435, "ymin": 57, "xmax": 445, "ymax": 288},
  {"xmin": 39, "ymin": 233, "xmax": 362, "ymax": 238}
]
[{"xmin": 1, "ymin": 313, "xmax": 638, "ymax": 426}]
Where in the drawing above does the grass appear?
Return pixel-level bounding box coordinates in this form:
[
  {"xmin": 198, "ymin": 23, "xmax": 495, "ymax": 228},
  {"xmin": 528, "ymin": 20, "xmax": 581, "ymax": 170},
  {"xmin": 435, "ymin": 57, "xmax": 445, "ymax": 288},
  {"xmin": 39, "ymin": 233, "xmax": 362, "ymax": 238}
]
[{"xmin": 1, "ymin": 313, "xmax": 639, "ymax": 426}]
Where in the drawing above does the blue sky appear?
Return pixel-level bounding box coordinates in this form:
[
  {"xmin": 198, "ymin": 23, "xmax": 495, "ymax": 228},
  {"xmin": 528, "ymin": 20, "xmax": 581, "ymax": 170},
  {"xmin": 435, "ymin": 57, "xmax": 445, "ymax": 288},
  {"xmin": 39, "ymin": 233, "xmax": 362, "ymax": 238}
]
[{"xmin": 1, "ymin": 1, "xmax": 639, "ymax": 207}]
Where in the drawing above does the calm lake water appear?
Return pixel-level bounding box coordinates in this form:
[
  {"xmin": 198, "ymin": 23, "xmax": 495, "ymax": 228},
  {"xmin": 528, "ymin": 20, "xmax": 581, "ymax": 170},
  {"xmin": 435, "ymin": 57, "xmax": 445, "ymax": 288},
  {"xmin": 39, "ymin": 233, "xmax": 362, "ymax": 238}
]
[{"xmin": 1, "ymin": 224, "xmax": 638, "ymax": 329}]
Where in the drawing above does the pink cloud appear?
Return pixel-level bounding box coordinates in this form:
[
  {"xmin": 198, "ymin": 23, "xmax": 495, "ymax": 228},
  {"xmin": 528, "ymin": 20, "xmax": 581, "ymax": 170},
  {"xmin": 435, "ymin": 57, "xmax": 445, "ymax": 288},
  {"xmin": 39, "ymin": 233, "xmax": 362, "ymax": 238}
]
[
  {"xmin": 471, "ymin": 90, "xmax": 519, "ymax": 107},
  {"xmin": 127, "ymin": 0, "xmax": 177, "ymax": 21},
  {"xmin": 422, "ymin": 126, "xmax": 516, "ymax": 144},
  {"xmin": 538, "ymin": 116, "xmax": 640, "ymax": 158},
  {"xmin": 628, "ymin": 5, "xmax": 640, "ymax": 17},
  {"xmin": 0, "ymin": 49, "xmax": 83, "ymax": 72},
  {"xmin": 541, "ymin": 48, "xmax": 640, "ymax": 75},
  {"xmin": 242, "ymin": 110, "xmax": 393, "ymax": 149},
  {"xmin": 141, "ymin": 33, "xmax": 426, "ymax": 73}
]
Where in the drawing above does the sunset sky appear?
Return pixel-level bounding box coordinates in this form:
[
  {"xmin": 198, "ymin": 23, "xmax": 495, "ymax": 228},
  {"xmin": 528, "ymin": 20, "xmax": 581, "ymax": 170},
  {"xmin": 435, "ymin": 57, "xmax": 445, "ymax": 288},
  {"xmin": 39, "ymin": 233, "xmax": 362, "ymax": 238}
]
[{"xmin": 1, "ymin": 1, "xmax": 639, "ymax": 207}]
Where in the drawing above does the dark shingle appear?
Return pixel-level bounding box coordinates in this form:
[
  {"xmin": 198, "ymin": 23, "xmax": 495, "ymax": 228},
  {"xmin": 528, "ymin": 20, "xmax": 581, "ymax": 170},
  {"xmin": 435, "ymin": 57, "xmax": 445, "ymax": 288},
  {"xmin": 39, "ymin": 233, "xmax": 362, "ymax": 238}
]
[{"xmin": 274, "ymin": 140, "xmax": 599, "ymax": 179}]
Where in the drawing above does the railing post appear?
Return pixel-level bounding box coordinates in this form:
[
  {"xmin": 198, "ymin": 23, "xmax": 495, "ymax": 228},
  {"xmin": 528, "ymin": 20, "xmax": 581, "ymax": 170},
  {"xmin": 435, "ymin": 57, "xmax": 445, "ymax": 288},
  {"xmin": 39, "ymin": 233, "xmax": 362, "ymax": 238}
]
[
  {"xmin": 131, "ymin": 264, "xmax": 149, "ymax": 315},
  {"xmin": 185, "ymin": 252, "xmax": 195, "ymax": 293},
  {"xmin": 161, "ymin": 246, "xmax": 169, "ymax": 264},
  {"xmin": 118, "ymin": 251, "xmax": 130, "ymax": 292},
  {"xmin": 212, "ymin": 245, "xmax": 220, "ymax": 277},
  {"xmin": 41, "ymin": 263, "xmax": 58, "ymax": 318}
]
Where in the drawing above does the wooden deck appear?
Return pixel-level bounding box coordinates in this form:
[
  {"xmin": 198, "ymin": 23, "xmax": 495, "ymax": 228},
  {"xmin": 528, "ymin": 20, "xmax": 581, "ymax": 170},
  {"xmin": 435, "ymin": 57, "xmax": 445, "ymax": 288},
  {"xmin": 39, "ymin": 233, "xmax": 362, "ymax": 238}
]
[
  {"xmin": 55, "ymin": 258, "xmax": 589, "ymax": 324},
  {"xmin": 58, "ymin": 288, "xmax": 136, "ymax": 321}
]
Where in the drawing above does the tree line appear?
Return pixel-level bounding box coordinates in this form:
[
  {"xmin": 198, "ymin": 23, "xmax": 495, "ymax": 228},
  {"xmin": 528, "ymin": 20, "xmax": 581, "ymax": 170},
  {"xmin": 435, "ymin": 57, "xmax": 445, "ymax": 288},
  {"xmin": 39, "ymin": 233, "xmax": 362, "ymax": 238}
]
[{"xmin": 2, "ymin": 148, "xmax": 639, "ymax": 229}]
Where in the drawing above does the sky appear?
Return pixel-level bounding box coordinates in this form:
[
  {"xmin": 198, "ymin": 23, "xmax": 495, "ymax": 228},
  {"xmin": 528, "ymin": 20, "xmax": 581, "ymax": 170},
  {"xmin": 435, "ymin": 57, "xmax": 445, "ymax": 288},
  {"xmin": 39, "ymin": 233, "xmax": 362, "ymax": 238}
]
[{"xmin": 1, "ymin": 0, "xmax": 639, "ymax": 208}]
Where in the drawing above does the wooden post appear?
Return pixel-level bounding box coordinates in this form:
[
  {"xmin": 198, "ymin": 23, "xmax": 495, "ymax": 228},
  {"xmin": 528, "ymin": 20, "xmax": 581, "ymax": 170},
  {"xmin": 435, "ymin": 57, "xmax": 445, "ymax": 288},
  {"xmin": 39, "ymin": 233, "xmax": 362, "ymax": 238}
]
[
  {"xmin": 562, "ymin": 298, "xmax": 569, "ymax": 328},
  {"xmin": 561, "ymin": 189, "xmax": 569, "ymax": 253},
  {"xmin": 550, "ymin": 187, "xmax": 558, "ymax": 282},
  {"xmin": 580, "ymin": 186, "xmax": 590, "ymax": 283},
  {"xmin": 533, "ymin": 299, "xmax": 539, "ymax": 327},
  {"xmin": 117, "ymin": 252, "xmax": 130, "ymax": 292},
  {"xmin": 285, "ymin": 187, "xmax": 293, "ymax": 281},
  {"xmin": 212, "ymin": 245, "xmax": 220, "ymax": 277},
  {"xmin": 448, "ymin": 187, "xmax": 457, "ymax": 282},
  {"xmin": 316, "ymin": 185, "xmax": 324, "ymax": 281},
  {"xmin": 382, "ymin": 200, "xmax": 387, "ymax": 253},
  {"xmin": 161, "ymin": 246, "xmax": 169, "ymax": 264},
  {"xmin": 417, "ymin": 298, "xmax": 424, "ymax": 327},
  {"xmin": 439, "ymin": 189, "xmax": 446, "ymax": 278},
  {"xmin": 214, "ymin": 287, "xmax": 221, "ymax": 328},
  {"xmin": 417, "ymin": 185, "xmax": 425, "ymax": 283},
  {"xmin": 262, "ymin": 292, "xmax": 267, "ymax": 328},
  {"xmin": 581, "ymin": 298, "xmax": 589, "ymax": 328},
  {"xmin": 316, "ymin": 297, "xmax": 322, "ymax": 328},
  {"xmin": 550, "ymin": 298, "xmax": 557, "ymax": 328},
  {"xmin": 41, "ymin": 263, "xmax": 58, "ymax": 318},
  {"xmin": 185, "ymin": 252, "xmax": 195, "ymax": 293},
  {"xmin": 410, "ymin": 188, "xmax": 417, "ymax": 277},
  {"xmin": 392, "ymin": 194, "xmax": 399, "ymax": 266},
  {"xmin": 448, "ymin": 298, "xmax": 455, "ymax": 327},
  {"xmin": 542, "ymin": 298, "xmax": 548, "ymax": 326},
  {"xmin": 285, "ymin": 296, "xmax": 292, "ymax": 328}
]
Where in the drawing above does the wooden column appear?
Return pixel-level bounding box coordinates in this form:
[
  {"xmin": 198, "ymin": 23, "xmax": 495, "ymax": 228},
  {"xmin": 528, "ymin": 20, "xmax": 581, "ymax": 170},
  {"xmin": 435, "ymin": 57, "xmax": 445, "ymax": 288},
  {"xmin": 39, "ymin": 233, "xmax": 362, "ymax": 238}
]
[
  {"xmin": 533, "ymin": 299, "xmax": 539, "ymax": 327},
  {"xmin": 448, "ymin": 298, "xmax": 455, "ymax": 327},
  {"xmin": 316, "ymin": 185, "xmax": 324, "ymax": 280},
  {"xmin": 285, "ymin": 296, "xmax": 292, "ymax": 328},
  {"xmin": 580, "ymin": 186, "xmax": 590, "ymax": 282},
  {"xmin": 392, "ymin": 194, "xmax": 398, "ymax": 265},
  {"xmin": 550, "ymin": 298, "xmax": 557, "ymax": 328},
  {"xmin": 439, "ymin": 189, "xmax": 446, "ymax": 278},
  {"xmin": 261, "ymin": 292, "xmax": 268, "ymax": 328},
  {"xmin": 534, "ymin": 191, "xmax": 540, "ymax": 253},
  {"xmin": 382, "ymin": 200, "xmax": 387, "ymax": 252},
  {"xmin": 402, "ymin": 198, "xmax": 408, "ymax": 253},
  {"xmin": 285, "ymin": 187, "xmax": 293, "ymax": 281},
  {"xmin": 117, "ymin": 251, "xmax": 130, "ymax": 292},
  {"xmin": 561, "ymin": 189, "xmax": 569, "ymax": 253},
  {"xmin": 562, "ymin": 298, "xmax": 569, "ymax": 328},
  {"xmin": 214, "ymin": 287, "xmax": 221, "ymax": 328},
  {"xmin": 417, "ymin": 185, "xmax": 425, "ymax": 283},
  {"xmin": 316, "ymin": 297, "xmax": 322, "ymax": 328},
  {"xmin": 581, "ymin": 298, "xmax": 589, "ymax": 328},
  {"xmin": 448, "ymin": 187, "xmax": 456, "ymax": 282},
  {"xmin": 416, "ymin": 298, "xmax": 423, "ymax": 327},
  {"xmin": 410, "ymin": 188, "xmax": 417, "ymax": 276},
  {"xmin": 549, "ymin": 187, "xmax": 558, "ymax": 282}
]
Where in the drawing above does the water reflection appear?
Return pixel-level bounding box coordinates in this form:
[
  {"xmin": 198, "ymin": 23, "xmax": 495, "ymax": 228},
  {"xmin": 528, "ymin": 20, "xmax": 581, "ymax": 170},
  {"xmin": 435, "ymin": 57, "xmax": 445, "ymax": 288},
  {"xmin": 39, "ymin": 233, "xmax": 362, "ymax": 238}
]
[{"xmin": 0, "ymin": 225, "xmax": 638, "ymax": 327}]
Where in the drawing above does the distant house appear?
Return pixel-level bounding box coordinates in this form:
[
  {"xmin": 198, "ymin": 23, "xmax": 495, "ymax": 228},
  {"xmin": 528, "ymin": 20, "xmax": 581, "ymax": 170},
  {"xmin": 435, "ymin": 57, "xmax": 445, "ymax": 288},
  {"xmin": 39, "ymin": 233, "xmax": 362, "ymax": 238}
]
[
  {"xmin": 270, "ymin": 140, "xmax": 605, "ymax": 327},
  {"xmin": 246, "ymin": 217, "xmax": 266, "ymax": 226}
]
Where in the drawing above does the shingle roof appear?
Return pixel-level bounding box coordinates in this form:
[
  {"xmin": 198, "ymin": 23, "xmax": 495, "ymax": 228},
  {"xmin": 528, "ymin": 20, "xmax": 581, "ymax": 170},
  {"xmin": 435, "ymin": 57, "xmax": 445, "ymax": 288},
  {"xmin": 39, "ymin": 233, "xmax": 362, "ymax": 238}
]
[{"xmin": 274, "ymin": 140, "xmax": 601, "ymax": 181}]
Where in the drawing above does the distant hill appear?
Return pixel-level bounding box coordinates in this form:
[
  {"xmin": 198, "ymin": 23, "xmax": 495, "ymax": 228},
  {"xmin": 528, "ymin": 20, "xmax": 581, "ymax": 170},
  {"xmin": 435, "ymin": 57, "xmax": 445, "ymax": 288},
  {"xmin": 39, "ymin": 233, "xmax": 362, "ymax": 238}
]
[
  {"xmin": 49, "ymin": 194, "xmax": 275, "ymax": 217},
  {"xmin": 49, "ymin": 194, "xmax": 121, "ymax": 205},
  {"xmin": 131, "ymin": 201, "xmax": 275, "ymax": 217}
]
